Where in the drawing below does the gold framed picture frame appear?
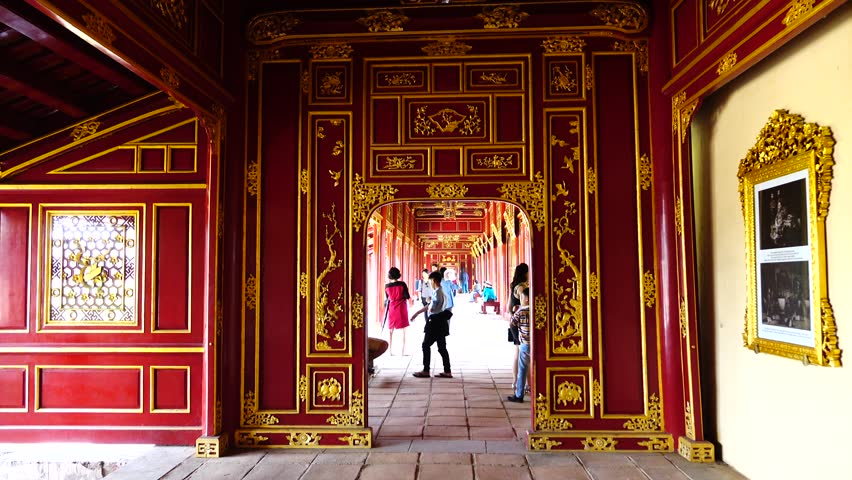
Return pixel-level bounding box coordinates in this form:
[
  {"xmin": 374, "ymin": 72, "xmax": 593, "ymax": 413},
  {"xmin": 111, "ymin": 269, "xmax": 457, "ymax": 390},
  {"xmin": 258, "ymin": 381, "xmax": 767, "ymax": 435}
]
[{"xmin": 738, "ymin": 110, "xmax": 841, "ymax": 367}]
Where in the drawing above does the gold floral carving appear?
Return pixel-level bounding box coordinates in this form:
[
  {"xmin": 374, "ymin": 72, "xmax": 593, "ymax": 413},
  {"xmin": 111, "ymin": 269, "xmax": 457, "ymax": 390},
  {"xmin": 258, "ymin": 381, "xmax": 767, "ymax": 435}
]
[
  {"xmin": 352, "ymin": 174, "xmax": 398, "ymax": 231},
  {"xmin": 623, "ymin": 393, "xmax": 662, "ymax": 431},
  {"xmin": 534, "ymin": 394, "xmax": 573, "ymax": 430},
  {"xmin": 643, "ymin": 271, "xmax": 656, "ymax": 307},
  {"xmin": 247, "ymin": 162, "xmax": 259, "ymax": 196},
  {"xmin": 320, "ymin": 72, "xmax": 344, "ymax": 96},
  {"xmin": 247, "ymin": 13, "xmax": 301, "ymax": 44},
  {"xmin": 590, "ymin": 3, "xmax": 648, "ymax": 30},
  {"xmin": 675, "ymin": 196, "xmax": 684, "ymax": 235},
  {"xmin": 299, "ymin": 272, "xmax": 309, "ymax": 299},
  {"xmin": 70, "ymin": 121, "xmax": 100, "ymax": 141},
  {"xmin": 150, "ymin": 0, "xmax": 188, "ymax": 29},
  {"xmin": 310, "ymin": 42, "xmax": 353, "ymax": 59},
  {"xmin": 584, "ymin": 64, "xmax": 594, "ymax": 91},
  {"xmin": 709, "ymin": 0, "xmax": 731, "ymax": 15},
  {"xmin": 385, "ymin": 156, "xmax": 416, "ymax": 170},
  {"xmin": 586, "ymin": 168, "xmax": 597, "ymax": 194},
  {"xmin": 245, "ymin": 274, "xmax": 258, "ymax": 311},
  {"xmin": 499, "ymin": 171, "xmax": 545, "ymax": 230},
  {"xmin": 551, "ymin": 65, "xmax": 577, "ymax": 92},
  {"xmin": 288, "ymin": 432, "xmax": 321, "ymax": 446},
  {"xmin": 716, "ymin": 52, "xmax": 738, "ymax": 76},
  {"xmin": 534, "ymin": 295, "xmax": 547, "ymax": 330},
  {"xmin": 557, "ymin": 381, "xmax": 583, "ymax": 406},
  {"xmin": 357, "ymin": 10, "xmax": 409, "ymax": 32},
  {"xmin": 672, "ymin": 91, "xmax": 686, "ymax": 133},
  {"xmin": 782, "ymin": 0, "xmax": 815, "ymax": 26},
  {"xmin": 592, "ymin": 379, "xmax": 602, "ymax": 407},
  {"xmin": 582, "ymin": 437, "xmax": 617, "ymax": 451},
  {"xmin": 427, "ymin": 183, "xmax": 468, "ymax": 199},
  {"xmin": 236, "ymin": 432, "xmax": 269, "ymax": 446},
  {"xmin": 638, "ymin": 153, "xmax": 652, "ymax": 190},
  {"xmin": 82, "ymin": 13, "xmax": 116, "ymax": 45},
  {"xmin": 476, "ymin": 5, "xmax": 529, "ymax": 28},
  {"xmin": 479, "ymin": 72, "xmax": 509, "ymax": 84},
  {"xmin": 679, "ymin": 100, "xmax": 699, "ymax": 143},
  {"xmin": 160, "ymin": 67, "xmax": 180, "ymax": 90},
  {"xmin": 422, "ymin": 38, "xmax": 472, "ymax": 56},
  {"xmin": 242, "ymin": 390, "xmax": 279, "ymax": 426},
  {"xmin": 589, "ymin": 272, "xmax": 600, "ymax": 299},
  {"xmin": 530, "ymin": 436, "xmax": 563, "ymax": 450},
  {"xmin": 638, "ymin": 436, "xmax": 673, "ymax": 451},
  {"xmin": 477, "ymin": 155, "xmax": 514, "ymax": 169},
  {"xmin": 541, "ymin": 36, "xmax": 586, "ymax": 53},
  {"xmin": 301, "ymin": 70, "xmax": 310, "ymax": 94},
  {"xmin": 340, "ymin": 433, "xmax": 370, "ymax": 447},
  {"xmin": 680, "ymin": 298, "xmax": 688, "ymax": 338},
  {"xmin": 383, "ymin": 73, "xmax": 417, "ymax": 86},
  {"xmin": 315, "ymin": 204, "xmax": 344, "ymax": 342},
  {"xmin": 612, "ymin": 40, "xmax": 649, "ymax": 73},
  {"xmin": 685, "ymin": 401, "xmax": 696, "ymax": 439},
  {"xmin": 299, "ymin": 169, "xmax": 309, "ymax": 194},
  {"xmin": 351, "ymin": 293, "xmax": 365, "ymax": 329},
  {"xmin": 415, "ymin": 106, "xmax": 482, "ymax": 136},
  {"xmin": 299, "ymin": 375, "xmax": 309, "ymax": 402},
  {"xmin": 327, "ymin": 391, "xmax": 364, "ymax": 426},
  {"xmin": 317, "ymin": 378, "xmax": 342, "ymax": 402},
  {"xmin": 247, "ymin": 49, "xmax": 280, "ymax": 81}
]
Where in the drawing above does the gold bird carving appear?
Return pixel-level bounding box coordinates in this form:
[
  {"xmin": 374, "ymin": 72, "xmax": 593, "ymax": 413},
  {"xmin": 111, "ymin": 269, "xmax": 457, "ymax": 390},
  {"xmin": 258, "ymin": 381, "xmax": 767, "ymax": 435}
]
[{"xmin": 329, "ymin": 169, "xmax": 342, "ymax": 187}]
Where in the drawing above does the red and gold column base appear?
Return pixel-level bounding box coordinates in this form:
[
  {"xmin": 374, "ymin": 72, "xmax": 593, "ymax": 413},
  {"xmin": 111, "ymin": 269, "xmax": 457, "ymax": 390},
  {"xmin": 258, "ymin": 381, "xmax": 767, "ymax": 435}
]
[
  {"xmin": 196, "ymin": 434, "xmax": 229, "ymax": 458},
  {"xmin": 528, "ymin": 432, "xmax": 673, "ymax": 453},
  {"xmin": 677, "ymin": 436, "xmax": 715, "ymax": 463},
  {"xmin": 234, "ymin": 428, "xmax": 372, "ymax": 449}
]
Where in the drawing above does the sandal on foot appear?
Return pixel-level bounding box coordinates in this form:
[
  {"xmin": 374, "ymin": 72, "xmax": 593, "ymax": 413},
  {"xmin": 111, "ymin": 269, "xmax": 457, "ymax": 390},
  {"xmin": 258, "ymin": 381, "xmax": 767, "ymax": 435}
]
[
  {"xmin": 412, "ymin": 371, "xmax": 430, "ymax": 378},
  {"xmin": 435, "ymin": 372, "xmax": 453, "ymax": 378}
]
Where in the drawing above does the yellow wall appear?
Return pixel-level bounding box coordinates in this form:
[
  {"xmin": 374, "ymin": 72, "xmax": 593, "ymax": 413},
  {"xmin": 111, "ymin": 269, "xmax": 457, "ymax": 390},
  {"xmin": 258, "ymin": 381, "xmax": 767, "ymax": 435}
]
[{"xmin": 691, "ymin": 5, "xmax": 852, "ymax": 479}]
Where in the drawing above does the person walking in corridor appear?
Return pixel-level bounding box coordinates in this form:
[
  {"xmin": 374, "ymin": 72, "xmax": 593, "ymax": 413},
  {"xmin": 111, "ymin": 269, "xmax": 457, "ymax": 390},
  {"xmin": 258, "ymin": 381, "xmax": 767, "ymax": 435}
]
[
  {"xmin": 384, "ymin": 267, "xmax": 411, "ymax": 356},
  {"xmin": 409, "ymin": 271, "xmax": 453, "ymax": 378}
]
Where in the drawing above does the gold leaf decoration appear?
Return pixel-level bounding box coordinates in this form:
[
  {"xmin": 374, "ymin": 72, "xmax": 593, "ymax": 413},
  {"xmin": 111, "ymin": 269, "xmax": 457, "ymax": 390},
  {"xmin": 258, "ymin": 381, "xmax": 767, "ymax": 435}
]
[
  {"xmin": 685, "ymin": 401, "xmax": 696, "ymax": 439},
  {"xmin": 589, "ymin": 272, "xmax": 600, "ymax": 299},
  {"xmin": 245, "ymin": 274, "xmax": 258, "ymax": 311},
  {"xmin": 675, "ymin": 196, "xmax": 684, "ymax": 235},
  {"xmin": 320, "ymin": 72, "xmax": 344, "ymax": 96},
  {"xmin": 479, "ymin": 72, "xmax": 509, "ymax": 84},
  {"xmin": 82, "ymin": 13, "xmax": 116, "ymax": 45},
  {"xmin": 327, "ymin": 391, "xmax": 364, "ymax": 426},
  {"xmin": 551, "ymin": 65, "xmax": 577, "ymax": 92},
  {"xmin": 716, "ymin": 52, "xmax": 738, "ymax": 76},
  {"xmin": 534, "ymin": 295, "xmax": 547, "ymax": 330},
  {"xmin": 247, "ymin": 13, "xmax": 301, "ymax": 44},
  {"xmin": 534, "ymin": 393, "xmax": 573, "ymax": 431},
  {"xmin": 247, "ymin": 49, "xmax": 280, "ymax": 81},
  {"xmin": 247, "ymin": 162, "xmax": 259, "ymax": 196},
  {"xmin": 150, "ymin": 0, "xmax": 188, "ymax": 29},
  {"xmin": 340, "ymin": 432, "xmax": 371, "ymax": 447},
  {"xmin": 427, "ymin": 183, "xmax": 468, "ymax": 199},
  {"xmin": 422, "ymin": 38, "xmax": 472, "ymax": 56},
  {"xmin": 679, "ymin": 100, "xmax": 699, "ymax": 143},
  {"xmin": 638, "ymin": 153, "xmax": 652, "ymax": 191},
  {"xmin": 288, "ymin": 432, "xmax": 321, "ymax": 446},
  {"xmin": 709, "ymin": 0, "xmax": 731, "ymax": 15},
  {"xmin": 584, "ymin": 64, "xmax": 594, "ymax": 91},
  {"xmin": 242, "ymin": 390, "xmax": 279, "ymax": 426},
  {"xmin": 476, "ymin": 154, "xmax": 514, "ymax": 169},
  {"xmin": 551, "ymin": 190, "xmax": 583, "ymax": 354},
  {"xmin": 351, "ymin": 293, "xmax": 365, "ymax": 329},
  {"xmin": 315, "ymin": 204, "xmax": 344, "ymax": 342},
  {"xmin": 623, "ymin": 393, "xmax": 662, "ymax": 431},
  {"xmin": 383, "ymin": 72, "xmax": 418, "ymax": 86},
  {"xmin": 310, "ymin": 42, "xmax": 353, "ymax": 59},
  {"xmin": 352, "ymin": 174, "xmax": 398, "ymax": 231},
  {"xmin": 612, "ymin": 40, "xmax": 649, "ymax": 73},
  {"xmin": 160, "ymin": 67, "xmax": 180, "ymax": 90},
  {"xmin": 643, "ymin": 270, "xmax": 656, "ymax": 307},
  {"xmin": 236, "ymin": 431, "xmax": 269, "ymax": 446},
  {"xmin": 357, "ymin": 10, "xmax": 409, "ymax": 32},
  {"xmin": 317, "ymin": 378, "xmax": 342, "ymax": 402},
  {"xmin": 590, "ymin": 3, "xmax": 648, "ymax": 30},
  {"xmin": 299, "ymin": 375, "xmax": 309, "ymax": 402},
  {"xmin": 499, "ymin": 171, "xmax": 546, "ymax": 230},
  {"xmin": 638, "ymin": 436, "xmax": 673, "ymax": 451},
  {"xmin": 541, "ymin": 36, "xmax": 586, "ymax": 53},
  {"xmin": 70, "ymin": 121, "xmax": 100, "ymax": 141},
  {"xmin": 592, "ymin": 379, "xmax": 602, "ymax": 407},
  {"xmin": 300, "ymin": 169, "xmax": 309, "ymax": 194},
  {"xmin": 680, "ymin": 298, "xmax": 688, "ymax": 338},
  {"xmin": 671, "ymin": 91, "xmax": 686, "ymax": 133},
  {"xmin": 586, "ymin": 168, "xmax": 597, "ymax": 195},
  {"xmin": 476, "ymin": 5, "xmax": 529, "ymax": 29},
  {"xmin": 299, "ymin": 272, "xmax": 309, "ymax": 299},
  {"xmin": 385, "ymin": 156, "xmax": 416, "ymax": 170},
  {"xmin": 582, "ymin": 437, "xmax": 617, "ymax": 451},
  {"xmin": 301, "ymin": 70, "xmax": 310, "ymax": 94},
  {"xmin": 557, "ymin": 381, "xmax": 583, "ymax": 406},
  {"xmin": 782, "ymin": 0, "xmax": 815, "ymax": 26},
  {"xmin": 530, "ymin": 436, "xmax": 563, "ymax": 450}
]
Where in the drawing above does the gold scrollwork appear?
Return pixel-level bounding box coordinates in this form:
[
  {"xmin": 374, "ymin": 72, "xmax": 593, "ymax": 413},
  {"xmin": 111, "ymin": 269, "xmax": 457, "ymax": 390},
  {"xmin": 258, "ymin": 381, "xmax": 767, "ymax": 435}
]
[
  {"xmin": 675, "ymin": 196, "xmax": 684, "ymax": 235},
  {"xmin": 680, "ymin": 298, "xmax": 688, "ymax": 338},
  {"xmin": 586, "ymin": 168, "xmax": 597, "ymax": 195},
  {"xmin": 672, "ymin": 91, "xmax": 687, "ymax": 133},
  {"xmin": 476, "ymin": 154, "xmax": 513, "ymax": 169},
  {"xmin": 245, "ymin": 274, "xmax": 258, "ymax": 311},
  {"xmin": 247, "ymin": 49, "xmax": 280, "ymax": 81},
  {"xmin": 247, "ymin": 162, "xmax": 259, "ymax": 196},
  {"xmin": 383, "ymin": 73, "xmax": 418, "ymax": 86},
  {"xmin": 320, "ymin": 72, "xmax": 344, "ymax": 96},
  {"xmin": 584, "ymin": 64, "xmax": 594, "ymax": 91},
  {"xmin": 357, "ymin": 10, "xmax": 409, "ymax": 32},
  {"xmin": 81, "ymin": 13, "xmax": 115, "ymax": 45},
  {"xmin": 310, "ymin": 42, "xmax": 354, "ymax": 59},
  {"xmin": 551, "ymin": 65, "xmax": 577, "ymax": 92},
  {"xmin": 476, "ymin": 5, "xmax": 529, "ymax": 28},
  {"xmin": 340, "ymin": 432, "xmax": 371, "ymax": 447},
  {"xmin": 589, "ymin": 272, "xmax": 600, "ymax": 299},
  {"xmin": 612, "ymin": 40, "xmax": 649, "ymax": 73},
  {"xmin": 592, "ymin": 379, "xmax": 602, "ymax": 407},
  {"xmin": 421, "ymin": 38, "xmax": 472, "ymax": 56},
  {"xmin": 643, "ymin": 271, "xmax": 656, "ymax": 307},
  {"xmin": 300, "ymin": 169, "xmax": 310, "ymax": 194},
  {"xmin": 352, "ymin": 293, "xmax": 365, "ymax": 329},
  {"xmin": 247, "ymin": 13, "xmax": 301, "ymax": 44},
  {"xmin": 582, "ymin": 437, "xmax": 617, "ymax": 451},
  {"xmin": 288, "ymin": 432, "xmax": 321, "ymax": 446},
  {"xmin": 327, "ymin": 391, "xmax": 364, "ymax": 427},
  {"xmin": 530, "ymin": 436, "xmax": 563, "ymax": 450},
  {"xmin": 299, "ymin": 375, "xmax": 309, "ymax": 403},
  {"xmin": 638, "ymin": 153, "xmax": 652, "ymax": 191},
  {"xmin": 716, "ymin": 52, "xmax": 738, "ymax": 76},
  {"xmin": 236, "ymin": 431, "xmax": 269, "ymax": 446},
  {"xmin": 590, "ymin": 3, "xmax": 648, "ymax": 30},
  {"xmin": 499, "ymin": 171, "xmax": 545, "ymax": 230},
  {"xmin": 160, "ymin": 67, "xmax": 180, "ymax": 90},
  {"xmin": 242, "ymin": 390, "xmax": 279, "ymax": 426},
  {"xmin": 623, "ymin": 393, "xmax": 662, "ymax": 431},
  {"xmin": 709, "ymin": 0, "xmax": 731, "ymax": 15},
  {"xmin": 680, "ymin": 100, "xmax": 699, "ymax": 143},
  {"xmin": 679, "ymin": 437, "xmax": 716, "ymax": 462},
  {"xmin": 70, "ymin": 121, "xmax": 100, "ymax": 141},
  {"xmin": 638, "ymin": 436, "xmax": 673, "ymax": 451},
  {"xmin": 427, "ymin": 183, "xmax": 468, "ymax": 199},
  {"xmin": 782, "ymin": 0, "xmax": 815, "ymax": 26},
  {"xmin": 317, "ymin": 378, "xmax": 342, "ymax": 402},
  {"xmin": 315, "ymin": 204, "xmax": 344, "ymax": 342},
  {"xmin": 479, "ymin": 72, "xmax": 509, "ymax": 84},
  {"xmin": 385, "ymin": 156, "xmax": 416, "ymax": 170},
  {"xmin": 149, "ymin": 0, "xmax": 187, "ymax": 29},
  {"xmin": 352, "ymin": 174, "xmax": 398, "ymax": 231},
  {"xmin": 685, "ymin": 401, "xmax": 696, "ymax": 439},
  {"xmin": 534, "ymin": 295, "xmax": 547, "ymax": 330},
  {"xmin": 534, "ymin": 394, "xmax": 573, "ymax": 430},
  {"xmin": 541, "ymin": 36, "xmax": 586, "ymax": 53},
  {"xmin": 299, "ymin": 272, "xmax": 309, "ymax": 299},
  {"xmin": 557, "ymin": 381, "xmax": 583, "ymax": 406}
]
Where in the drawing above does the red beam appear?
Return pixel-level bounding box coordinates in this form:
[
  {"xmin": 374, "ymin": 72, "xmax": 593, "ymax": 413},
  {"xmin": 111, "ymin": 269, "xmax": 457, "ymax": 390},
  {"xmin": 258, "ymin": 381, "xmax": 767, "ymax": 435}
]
[
  {"xmin": 0, "ymin": 124, "xmax": 30, "ymax": 141},
  {"xmin": 0, "ymin": 68, "xmax": 88, "ymax": 118}
]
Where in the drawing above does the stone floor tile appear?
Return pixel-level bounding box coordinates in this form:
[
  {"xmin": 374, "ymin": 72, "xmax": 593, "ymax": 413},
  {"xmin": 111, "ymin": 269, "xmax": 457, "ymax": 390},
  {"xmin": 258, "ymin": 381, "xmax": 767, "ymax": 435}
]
[
  {"xmin": 360, "ymin": 463, "xmax": 417, "ymax": 480},
  {"xmin": 577, "ymin": 453, "xmax": 634, "ymax": 467},
  {"xmin": 525, "ymin": 453, "xmax": 580, "ymax": 467},
  {"xmin": 383, "ymin": 416, "xmax": 427, "ymax": 426},
  {"xmin": 474, "ymin": 465, "xmax": 532, "ymax": 480},
  {"xmin": 371, "ymin": 399, "xmax": 393, "ymax": 408},
  {"xmin": 300, "ymin": 464, "xmax": 362, "ymax": 480},
  {"xmin": 474, "ymin": 453, "xmax": 526, "ymax": 466},
  {"xmin": 378, "ymin": 425, "xmax": 424, "ymax": 437},
  {"xmin": 312, "ymin": 452, "xmax": 368, "ymax": 464},
  {"xmin": 629, "ymin": 454, "xmax": 677, "ymax": 469},
  {"xmin": 369, "ymin": 407, "xmax": 389, "ymax": 417},
  {"xmin": 431, "ymin": 395, "xmax": 466, "ymax": 402},
  {"xmin": 429, "ymin": 400, "xmax": 465, "ymax": 408},
  {"xmin": 530, "ymin": 466, "xmax": 591, "ymax": 480},
  {"xmin": 639, "ymin": 467, "xmax": 691, "ymax": 480},
  {"xmin": 366, "ymin": 452, "xmax": 420, "ymax": 464},
  {"xmin": 467, "ymin": 416, "xmax": 512, "ymax": 427},
  {"xmin": 423, "ymin": 425, "xmax": 468, "ymax": 437},
  {"xmin": 388, "ymin": 407, "xmax": 428, "ymax": 417},
  {"xmin": 427, "ymin": 407, "xmax": 467, "ymax": 417},
  {"xmin": 186, "ymin": 459, "xmax": 259, "ymax": 480},
  {"xmin": 241, "ymin": 462, "xmax": 309, "ymax": 480},
  {"xmin": 259, "ymin": 451, "xmax": 318, "ymax": 464},
  {"xmin": 418, "ymin": 464, "xmax": 474, "ymax": 480},
  {"xmin": 111, "ymin": 447, "xmax": 197, "ymax": 480},
  {"xmin": 419, "ymin": 453, "xmax": 472, "ymax": 464},
  {"xmin": 466, "ymin": 408, "xmax": 509, "ymax": 418},
  {"xmin": 426, "ymin": 415, "xmax": 469, "ymax": 426},
  {"xmin": 467, "ymin": 401, "xmax": 505, "ymax": 409},
  {"xmin": 370, "ymin": 439, "xmax": 414, "ymax": 453},
  {"xmin": 410, "ymin": 440, "xmax": 486, "ymax": 453},
  {"xmin": 485, "ymin": 440, "xmax": 528, "ymax": 454},
  {"xmin": 585, "ymin": 466, "xmax": 650, "ymax": 480},
  {"xmin": 469, "ymin": 427, "xmax": 516, "ymax": 439}
]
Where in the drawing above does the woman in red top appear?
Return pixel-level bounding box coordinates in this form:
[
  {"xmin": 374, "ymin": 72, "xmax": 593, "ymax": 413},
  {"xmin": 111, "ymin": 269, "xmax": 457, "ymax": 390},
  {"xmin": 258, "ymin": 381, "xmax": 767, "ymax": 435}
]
[{"xmin": 384, "ymin": 267, "xmax": 411, "ymax": 355}]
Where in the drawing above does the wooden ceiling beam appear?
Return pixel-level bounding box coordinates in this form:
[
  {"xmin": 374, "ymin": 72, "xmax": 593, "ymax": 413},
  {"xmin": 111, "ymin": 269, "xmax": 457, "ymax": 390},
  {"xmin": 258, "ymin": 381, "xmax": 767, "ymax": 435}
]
[{"xmin": 0, "ymin": 65, "xmax": 88, "ymax": 118}]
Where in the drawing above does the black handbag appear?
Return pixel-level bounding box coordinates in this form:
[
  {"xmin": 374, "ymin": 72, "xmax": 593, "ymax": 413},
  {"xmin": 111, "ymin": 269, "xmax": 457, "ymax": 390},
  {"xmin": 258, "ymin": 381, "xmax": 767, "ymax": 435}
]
[{"xmin": 508, "ymin": 325, "xmax": 520, "ymax": 343}]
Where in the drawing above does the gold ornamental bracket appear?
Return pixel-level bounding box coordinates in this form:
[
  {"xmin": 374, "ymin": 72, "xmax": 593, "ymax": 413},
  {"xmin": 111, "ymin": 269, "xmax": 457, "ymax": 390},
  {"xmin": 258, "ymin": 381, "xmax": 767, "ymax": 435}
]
[
  {"xmin": 352, "ymin": 174, "xmax": 398, "ymax": 232},
  {"xmin": 247, "ymin": 13, "xmax": 302, "ymax": 44},
  {"xmin": 589, "ymin": 2, "xmax": 649, "ymax": 32},
  {"xmin": 738, "ymin": 110, "xmax": 841, "ymax": 367},
  {"xmin": 499, "ymin": 171, "xmax": 546, "ymax": 231}
]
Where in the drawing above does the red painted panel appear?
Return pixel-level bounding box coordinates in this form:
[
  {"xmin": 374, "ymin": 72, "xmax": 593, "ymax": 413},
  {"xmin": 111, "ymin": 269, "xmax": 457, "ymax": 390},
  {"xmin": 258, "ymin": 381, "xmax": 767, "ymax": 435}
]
[
  {"xmin": 372, "ymin": 98, "xmax": 399, "ymax": 144},
  {"xmin": 0, "ymin": 368, "xmax": 26, "ymax": 409},
  {"xmin": 153, "ymin": 368, "xmax": 188, "ymax": 410},
  {"xmin": 495, "ymin": 96, "xmax": 524, "ymax": 143},
  {"xmin": 170, "ymin": 147, "xmax": 196, "ymax": 172},
  {"xmin": 433, "ymin": 149, "xmax": 461, "ymax": 176},
  {"xmin": 144, "ymin": 122, "xmax": 196, "ymax": 143},
  {"xmin": 433, "ymin": 65, "xmax": 461, "ymax": 92},
  {"xmin": 64, "ymin": 149, "xmax": 135, "ymax": 172},
  {"xmin": 139, "ymin": 147, "xmax": 166, "ymax": 172},
  {"xmin": 39, "ymin": 368, "xmax": 141, "ymax": 410},
  {"xmin": 0, "ymin": 207, "xmax": 28, "ymax": 330},
  {"xmin": 197, "ymin": 4, "xmax": 224, "ymax": 76},
  {"xmin": 673, "ymin": 0, "xmax": 699, "ymax": 64},
  {"xmin": 155, "ymin": 206, "xmax": 190, "ymax": 331},
  {"xmin": 595, "ymin": 54, "xmax": 644, "ymax": 413}
]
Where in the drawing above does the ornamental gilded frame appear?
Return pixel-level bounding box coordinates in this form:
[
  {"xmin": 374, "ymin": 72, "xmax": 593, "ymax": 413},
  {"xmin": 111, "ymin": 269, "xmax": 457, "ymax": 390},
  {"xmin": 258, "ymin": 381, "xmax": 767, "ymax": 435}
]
[{"xmin": 738, "ymin": 110, "xmax": 841, "ymax": 367}]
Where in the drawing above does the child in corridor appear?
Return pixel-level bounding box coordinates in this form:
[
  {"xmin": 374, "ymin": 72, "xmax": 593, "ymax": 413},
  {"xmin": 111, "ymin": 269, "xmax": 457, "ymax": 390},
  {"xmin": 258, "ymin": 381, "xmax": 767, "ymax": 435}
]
[{"xmin": 506, "ymin": 287, "xmax": 530, "ymax": 402}]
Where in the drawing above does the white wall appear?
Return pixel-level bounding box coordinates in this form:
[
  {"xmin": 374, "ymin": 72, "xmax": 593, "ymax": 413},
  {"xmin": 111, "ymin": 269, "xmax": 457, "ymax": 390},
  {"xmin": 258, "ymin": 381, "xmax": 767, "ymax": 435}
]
[{"xmin": 691, "ymin": 5, "xmax": 852, "ymax": 479}]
